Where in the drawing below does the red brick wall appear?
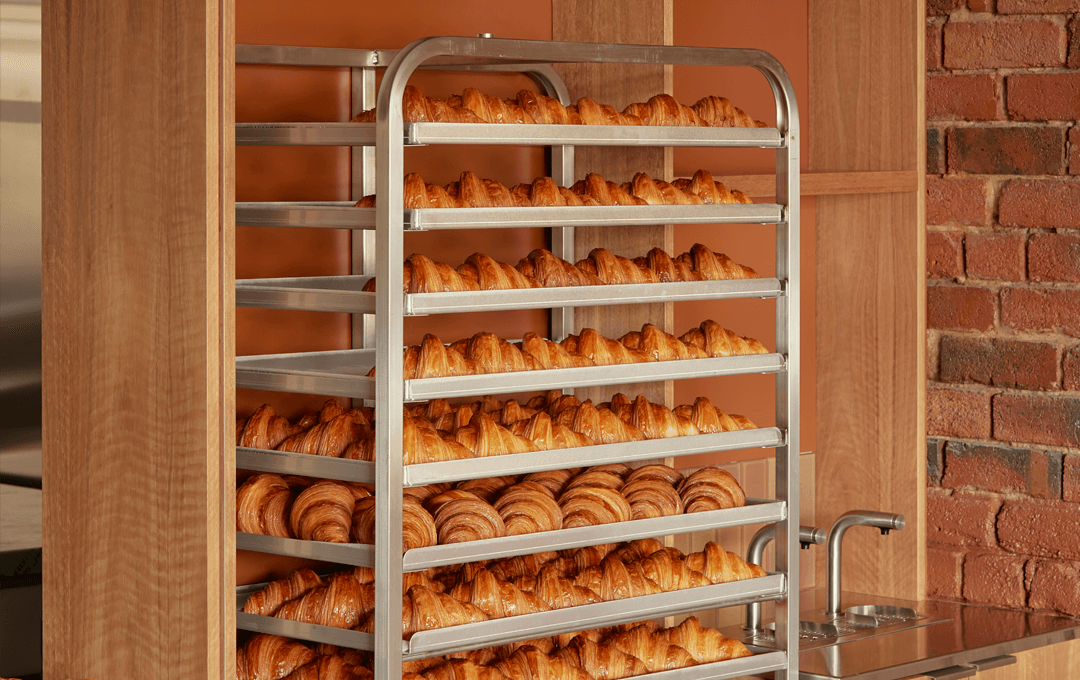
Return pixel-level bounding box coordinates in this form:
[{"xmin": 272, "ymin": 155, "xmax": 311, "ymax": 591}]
[{"xmin": 926, "ymin": 0, "xmax": 1080, "ymax": 615}]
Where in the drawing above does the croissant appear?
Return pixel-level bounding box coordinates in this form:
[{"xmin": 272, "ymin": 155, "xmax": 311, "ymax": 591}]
[
  {"xmin": 283, "ymin": 656, "xmax": 372, "ymax": 680},
  {"xmin": 623, "ymin": 94, "xmax": 706, "ymax": 127},
  {"xmin": 684, "ymin": 541, "xmax": 767, "ymax": 583},
  {"xmin": 634, "ymin": 549, "xmax": 711, "ymax": 591},
  {"xmin": 486, "ymin": 552, "xmax": 562, "ymax": 582},
  {"xmin": 607, "ymin": 624, "xmax": 696, "ymax": 672},
  {"xmin": 494, "ymin": 482, "xmax": 564, "ymax": 535},
  {"xmin": 237, "ymin": 404, "xmax": 305, "ymax": 450},
  {"xmin": 289, "ymin": 480, "xmax": 356, "ymax": 543},
  {"xmin": 624, "ymin": 172, "xmax": 703, "ymax": 206},
  {"xmin": 621, "ymin": 479, "xmax": 683, "ymax": 520},
  {"xmin": 672, "ymin": 396, "xmax": 755, "ymax": 433},
  {"xmin": 450, "ymin": 333, "xmax": 543, "ymax": 374},
  {"xmin": 519, "ymin": 333, "xmax": 595, "ymax": 371},
  {"xmin": 513, "ymin": 89, "xmax": 581, "ymax": 125},
  {"xmin": 401, "ymin": 416, "xmax": 476, "ymax": 464},
  {"xmin": 421, "ymin": 659, "xmax": 510, "ymax": 680},
  {"xmin": 624, "ymin": 464, "xmax": 685, "ymax": 487},
  {"xmin": 236, "ymin": 473, "xmax": 296, "ymax": 538},
  {"xmin": 449, "ymin": 568, "xmax": 551, "ymax": 619},
  {"xmin": 381, "ymin": 253, "xmax": 483, "ymax": 294},
  {"xmin": 402, "ymin": 584, "xmax": 490, "ymax": 637},
  {"xmin": 573, "ymin": 556, "xmax": 662, "ymax": 602},
  {"xmin": 241, "ymin": 568, "xmax": 324, "ymax": 617},
  {"xmin": 563, "ymin": 328, "xmax": 652, "ymax": 366},
  {"xmin": 273, "ymin": 572, "xmax": 375, "ymax": 630},
  {"xmin": 606, "ymin": 538, "xmax": 672, "ymax": 564},
  {"xmin": 453, "ymin": 412, "xmax": 539, "ymax": 458},
  {"xmin": 658, "ymin": 616, "xmax": 752, "ymax": 664},
  {"xmin": 456, "ymin": 252, "xmax": 541, "ymax": 290},
  {"xmin": 635, "ymin": 247, "xmax": 702, "ymax": 283},
  {"xmin": 575, "ymin": 248, "xmax": 658, "ymax": 285},
  {"xmin": 619, "ymin": 324, "xmax": 707, "ymax": 363},
  {"xmin": 554, "ymin": 401, "xmax": 645, "ymax": 445},
  {"xmin": 555, "ymin": 637, "xmax": 649, "ymax": 680},
  {"xmin": 521, "ymin": 566, "xmax": 603, "ymax": 610},
  {"xmin": 277, "ymin": 412, "xmax": 372, "ymax": 458},
  {"xmin": 516, "ymin": 249, "xmax": 603, "ymax": 287},
  {"xmin": 678, "ymin": 466, "xmax": 747, "ymax": 512},
  {"xmin": 433, "ymin": 496, "xmax": 507, "ymax": 544},
  {"xmin": 677, "ymin": 240, "xmax": 757, "ymax": 278},
  {"xmin": 575, "ymin": 97, "xmax": 644, "ymax": 127},
  {"xmin": 236, "ymin": 634, "xmax": 318, "ymax": 680},
  {"xmin": 570, "ymin": 173, "xmax": 647, "ymax": 206},
  {"xmin": 563, "ymin": 469, "xmax": 625, "ymax": 492},
  {"xmin": 351, "ymin": 496, "xmax": 438, "ymax": 551},
  {"xmin": 459, "ymin": 87, "xmax": 537, "ymax": 125},
  {"xmin": 560, "ymin": 486, "xmax": 632, "ymax": 529},
  {"xmin": 522, "ymin": 468, "xmax": 579, "ymax": 497},
  {"xmin": 493, "ymin": 646, "xmax": 592, "ymax": 680},
  {"xmin": 455, "ymin": 475, "xmax": 520, "ymax": 504},
  {"xmin": 490, "ymin": 400, "xmax": 539, "ymax": 428},
  {"xmin": 691, "ymin": 94, "xmax": 767, "ymax": 128},
  {"xmin": 679, "ymin": 319, "xmax": 769, "ymax": 357}
]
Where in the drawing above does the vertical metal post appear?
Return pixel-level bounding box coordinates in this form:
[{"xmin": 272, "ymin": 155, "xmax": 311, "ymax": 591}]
[
  {"xmin": 770, "ymin": 65, "xmax": 801, "ymax": 680},
  {"xmin": 374, "ymin": 57, "xmax": 405, "ymax": 680},
  {"xmin": 352, "ymin": 67, "xmax": 377, "ymax": 352}
]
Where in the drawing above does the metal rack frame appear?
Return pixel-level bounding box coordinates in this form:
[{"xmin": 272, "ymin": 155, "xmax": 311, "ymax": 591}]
[{"xmin": 234, "ymin": 36, "xmax": 800, "ymax": 680}]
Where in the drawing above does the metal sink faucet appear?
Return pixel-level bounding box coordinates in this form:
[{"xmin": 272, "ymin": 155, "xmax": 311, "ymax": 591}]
[
  {"xmin": 745, "ymin": 523, "xmax": 827, "ymax": 631},
  {"xmin": 826, "ymin": 510, "xmax": 906, "ymax": 616}
]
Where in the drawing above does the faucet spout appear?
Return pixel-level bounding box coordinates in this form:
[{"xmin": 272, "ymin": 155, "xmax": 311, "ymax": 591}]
[
  {"xmin": 826, "ymin": 510, "xmax": 905, "ymax": 617},
  {"xmin": 745, "ymin": 524, "xmax": 827, "ymax": 631}
]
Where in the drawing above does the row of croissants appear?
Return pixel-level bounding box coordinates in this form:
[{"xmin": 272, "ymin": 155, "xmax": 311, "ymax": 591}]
[
  {"xmin": 350, "ymin": 85, "xmax": 766, "ymax": 129},
  {"xmin": 355, "ymin": 170, "xmax": 752, "ymax": 209},
  {"xmin": 238, "ymin": 462, "xmax": 745, "ymax": 548},
  {"xmin": 364, "ymin": 243, "xmax": 755, "ymax": 295},
  {"xmin": 237, "ymin": 390, "xmax": 756, "ymax": 462},
  {"xmin": 242, "ymin": 537, "xmax": 764, "ymax": 638},
  {"xmin": 374, "ymin": 318, "xmax": 767, "ymax": 381},
  {"xmin": 238, "ymin": 613, "xmax": 750, "ymax": 680}
]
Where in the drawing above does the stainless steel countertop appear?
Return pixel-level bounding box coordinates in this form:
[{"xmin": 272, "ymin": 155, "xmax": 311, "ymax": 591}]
[{"xmin": 717, "ymin": 588, "xmax": 1080, "ymax": 679}]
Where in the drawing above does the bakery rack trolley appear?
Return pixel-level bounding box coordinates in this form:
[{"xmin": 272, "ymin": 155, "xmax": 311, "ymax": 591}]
[{"xmin": 232, "ymin": 37, "xmax": 801, "ymax": 680}]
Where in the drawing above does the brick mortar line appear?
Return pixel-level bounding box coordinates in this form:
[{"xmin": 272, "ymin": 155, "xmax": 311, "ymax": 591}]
[
  {"xmin": 928, "ymin": 66, "xmax": 1080, "ymax": 76},
  {"xmin": 927, "ymin": 121, "xmax": 1077, "ymax": 128},
  {"xmin": 931, "ymin": 327, "xmax": 1080, "ymax": 346},
  {"xmin": 927, "ymin": 379, "xmax": 1080, "ymax": 399},
  {"xmin": 935, "ymin": 12, "xmax": 1073, "ymax": 26},
  {"xmin": 927, "ymin": 280, "xmax": 1080, "ymax": 290},
  {"xmin": 928, "ymin": 433, "xmax": 1080, "ymax": 457}
]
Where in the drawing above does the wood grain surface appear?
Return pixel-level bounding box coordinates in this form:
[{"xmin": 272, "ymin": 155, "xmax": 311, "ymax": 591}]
[
  {"xmin": 809, "ymin": 0, "xmax": 926, "ymax": 602},
  {"xmin": 975, "ymin": 639, "xmax": 1080, "ymax": 680},
  {"xmin": 553, "ymin": 0, "xmax": 674, "ymax": 406},
  {"xmin": 41, "ymin": 0, "xmax": 233, "ymax": 677},
  {"xmin": 724, "ymin": 170, "xmax": 919, "ymax": 200}
]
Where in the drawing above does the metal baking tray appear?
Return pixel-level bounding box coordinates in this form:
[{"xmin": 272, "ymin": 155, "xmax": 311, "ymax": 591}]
[
  {"xmin": 235, "ymin": 277, "xmax": 784, "ymax": 315},
  {"xmin": 235, "ymin": 351, "xmax": 787, "ymax": 401},
  {"xmin": 235, "ymin": 498, "xmax": 784, "ymax": 570},
  {"xmin": 236, "ymin": 573, "xmax": 786, "ymax": 660},
  {"xmin": 235, "ymin": 121, "xmax": 784, "ymax": 148},
  {"xmin": 235, "ymin": 202, "xmax": 785, "ymax": 231},
  {"xmin": 236, "ymin": 427, "xmax": 785, "ymax": 487}
]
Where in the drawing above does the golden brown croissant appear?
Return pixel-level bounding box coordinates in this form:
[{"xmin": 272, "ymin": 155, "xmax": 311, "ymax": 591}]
[
  {"xmin": 493, "ymin": 646, "xmax": 592, "ymax": 680},
  {"xmin": 563, "ymin": 469, "xmax": 626, "ymax": 492},
  {"xmin": 611, "ymin": 394, "xmax": 701, "ymax": 439},
  {"xmin": 273, "ymin": 571, "xmax": 375, "ymax": 630},
  {"xmin": 450, "ymin": 333, "xmax": 543, "ymax": 374},
  {"xmin": 684, "ymin": 540, "xmax": 767, "ymax": 583},
  {"xmin": 459, "ymin": 88, "xmax": 537, "ymax": 125},
  {"xmin": 242, "ymin": 568, "xmax": 324, "ymax": 617},
  {"xmin": 575, "ymin": 248, "xmax": 659, "ymax": 285},
  {"xmin": 421, "ymin": 659, "xmax": 510, "ymax": 680},
  {"xmin": 456, "ymin": 253, "xmax": 542, "ymax": 290},
  {"xmin": 494, "ymin": 482, "xmax": 564, "ymax": 535},
  {"xmin": 605, "ymin": 538, "xmax": 672, "ymax": 564},
  {"xmin": 400, "ymin": 416, "xmax": 476, "ymax": 465},
  {"xmin": 634, "ymin": 549, "xmax": 712, "ymax": 591},
  {"xmin": 433, "ymin": 496, "xmax": 507, "ymax": 544},
  {"xmin": 519, "ymin": 333, "xmax": 595, "ymax": 371},
  {"xmin": 573, "ymin": 556, "xmax": 662, "ymax": 602},
  {"xmin": 453, "ymin": 412, "xmax": 540, "ymax": 458},
  {"xmin": 679, "ymin": 319, "xmax": 769, "ymax": 357},
  {"xmin": 619, "ymin": 324, "xmax": 708, "ymax": 363},
  {"xmin": 237, "ymin": 404, "xmax": 306, "ymax": 450},
  {"xmin": 607, "ymin": 624, "xmax": 696, "ymax": 672},
  {"xmin": 236, "ymin": 634, "xmax": 318, "ymax": 680},
  {"xmin": 555, "ymin": 636, "xmax": 649, "ymax": 680},
  {"xmin": 455, "ymin": 475, "xmax": 520, "ymax": 504},
  {"xmin": 560, "ymin": 487, "xmax": 632, "ymax": 529},
  {"xmin": 678, "ymin": 466, "xmax": 747, "ymax": 512},
  {"xmin": 672, "ymin": 396, "xmax": 755, "ymax": 433},
  {"xmin": 677, "ymin": 240, "xmax": 757, "ymax": 278},
  {"xmin": 449, "ymin": 568, "xmax": 551, "ymax": 619},
  {"xmin": 282, "ymin": 655, "xmax": 371, "ymax": 680},
  {"xmin": 289, "ymin": 480, "xmax": 356, "ymax": 543},
  {"xmin": 624, "ymin": 464, "xmax": 685, "ymax": 487},
  {"xmin": 570, "ymin": 173, "xmax": 648, "ymax": 206},
  {"xmin": 489, "ymin": 400, "xmax": 539, "ymax": 429},
  {"xmin": 376, "ymin": 253, "xmax": 483, "ymax": 294},
  {"xmin": 672, "ymin": 169, "xmax": 754, "ymax": 205},
  {"xmin": 562, "ymin": 328, "xmax": 652, "ymax": 366},
  {"xmin": 621, "ymin": 479, "xmax": 683, "ymax": 520},
  {"xmin": 553, "ymin": 401, "xmax": 645, "ymax": 445},
  {"xmin": 513, "ymin": 89, "xmax": 581, "ymax": 125},
  {"xmin": 691, "ymin": 94, "xmax": 767, "ymax": 128},
  {"xmin": 623, "ymin": 94, "xmax": 707, "ymax": 127},
  {"xmin": 635, "ymin": 247, "xmax": 703, "ymax": 283},
  {"xmin": 486, "ymin": 552, "xmax": 562, "ymax": 582},
  {"xmin": 575, "ymin": 97, "xmax": 644, "ymax": 127},
  {"xmin": 658, "ymin": 616, "xmax": 752, "ymax": 663},
  {"xmin": 402, "ymin": 584, "xmax": 490, "ymax": 637},
  {"xmin": 516, "ymin": 249, "xmax": 604, "ymax": 287},
  {"xmin": 277, "ymin": 412, "xmax": 372, "ymax": 458},
  {"xmin": 351, "ymin": 496, "xmax": 438, "ymax": 552},
  {"xmin": 518, "ymin": 566, "xmax": 603, "ymax": 610},
  {"xmin": 237, "ymin": 473, "xmax": 296, "ymax": 538},
  {"xmin": 349, "ymin": 86, "xmax": 486, "ymax": 124},
  {"xmin": 624, "ymin": 172, "xmax": 704, "ymax": 206},
  {"xmin": 522, "ymin": 468, "xmax": 580, "ymax": 497}
]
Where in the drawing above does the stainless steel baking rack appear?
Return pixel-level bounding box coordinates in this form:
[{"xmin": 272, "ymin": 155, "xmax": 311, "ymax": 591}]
[
  {"xmin": 234, "ymin": 35, "xmax": 801, "ymax": 679},
  {"xmin": 236, "ymin": 427, "xmax": 785, "ymax": 488},
  {"xmin": 235, "ymin": 351, "xmax": 787, "ymax": 400},
  {"xmin": 236, "ymin": 498, "xmax": 784, "ymax": 570}
]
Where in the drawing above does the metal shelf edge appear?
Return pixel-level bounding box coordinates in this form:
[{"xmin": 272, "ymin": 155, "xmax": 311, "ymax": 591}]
[{"xmin": 236, "ymin": 533, "xmax": 376, "ymax": 567}]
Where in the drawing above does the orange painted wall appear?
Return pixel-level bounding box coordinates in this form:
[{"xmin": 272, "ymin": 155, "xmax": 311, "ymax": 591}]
[{"xmin": 235, "ymin": 0, "xmax": 815, "ymax": 583}]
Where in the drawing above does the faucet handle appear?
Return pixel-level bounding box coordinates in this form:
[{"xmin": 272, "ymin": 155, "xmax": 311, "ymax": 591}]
[{"xmin": 800, "ymin": 526, "xmax": 827, "ymax": 549}]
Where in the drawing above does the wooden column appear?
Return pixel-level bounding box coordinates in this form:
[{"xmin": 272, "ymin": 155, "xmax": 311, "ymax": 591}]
[
  {"xmin": 41, "ymin": 0, "xmax": 234, "ymax": 677},
  {"xmin": 552, "ymin": 0, "xmax": 674, "ymax": 406},
  {"xmin": 809, "ymin": 0, "xmax": 926, "ymax": 601}
]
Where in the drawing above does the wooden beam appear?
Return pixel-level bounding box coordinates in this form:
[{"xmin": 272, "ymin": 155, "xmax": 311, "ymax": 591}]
[
  {"xmin": 809, "ymin": 0, "xmax": 926, "ymax": 602},
  {"xmin": 723, "ymin": 170, "xmax": 919, "ymax": 199},
  {"xmin": 41, "ymin": 0, "xmax": 234, "ymax": 676},
  {"xmin": 552, "ymin": 0, "xmax": 674, "ymax": 406}
]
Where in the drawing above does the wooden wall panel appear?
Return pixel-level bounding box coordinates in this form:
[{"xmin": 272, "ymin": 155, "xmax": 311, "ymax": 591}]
[
  {"xmin": 809, "ymin": 0, "xmax": 926, "ymax": 602},
  {"xmin": 41, "ymin": 0, "xmax": 233, "ymax": 676},
  {"xmin": 552, "ymin": 0, "xmax": 673, "ymax": 406},
  {"xmin": 975, "ymin": 640, "xmax": 1080, "ymax": 680}
]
